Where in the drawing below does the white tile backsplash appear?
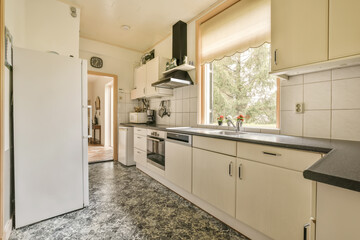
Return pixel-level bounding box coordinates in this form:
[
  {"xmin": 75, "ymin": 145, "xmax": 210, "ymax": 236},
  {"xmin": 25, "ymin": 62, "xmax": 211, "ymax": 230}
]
[
  {"xmin": 174, "ymin": 88, "xmax": 183, "ymax": 99},
  {"xmin": 304, "ymin": 81, "xmax": 331, "ymax": 110},
  {"xmin": 175, "ymin": 99, "xmax": 182, "ymax": 113},
  {"xmin": 182, "ymin": 98, "xmax": 190, "ymax": 112},
  {"xmin": 280, "ymin": 85, "xmax": 303, "ymax": 111},
  {"xmin": 332, "ymin": 110, "xmax": 360, "ymax": 141},
  {"xmin": 138, "ymin": 66, "xmax": 360, "ymax": 141},
  {"xmin": 176, "ymin": 113, "xmax": 183, "ymax": 126},
  {"xmin": 190, "ymin": 98, "xmax": 197, "ymax": 113},
  {"xmin": 182, "ymin": 86, "xmax": 190, "ymax": 99},
  {"xmin": 303, "ymin": 110, "xmax": 331, "ymax": 139},
  {"xmin": 332, "ymin": 78, "xmax": 360, "ymax": 109},
  {"xmin": 182, "ymin": 113, "xmax": 190, "ymax": 126},
  {"xmin": 280, "ymin": 111, "xmax": 303, "ymax": 136},
  {"xmin": 280, "ymin": 65, "xmax": 360, "ymax": 141},
  {"xmin": 190, "ymin": 85, "xmax": 198, "ymax": 98}
]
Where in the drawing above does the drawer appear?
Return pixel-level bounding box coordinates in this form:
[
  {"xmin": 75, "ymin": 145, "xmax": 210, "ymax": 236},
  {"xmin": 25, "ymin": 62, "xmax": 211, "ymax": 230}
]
[
  {"xmin": 134, "ymin": 127, "xmax": 147, "ymax": 136},
  {"xmin": 237, "ymin": 142, "xmax": 321, "ymax": 172},
  {"xmin": 134, "ymin": 148, "xmax": 146, "ymax": 165},
  {"xmin": 193, "ymin": 136, "xmax": 237, "ymax": 156},
  {"xmin": 134, "ymin": 134, "xmax": 146, "ymax": 151}
]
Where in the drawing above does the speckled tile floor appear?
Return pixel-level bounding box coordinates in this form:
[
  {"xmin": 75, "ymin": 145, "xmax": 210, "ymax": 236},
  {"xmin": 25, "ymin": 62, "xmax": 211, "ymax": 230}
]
[{"xmin": 10, "ymin": 162, "xmax": 249, "ymax": 240}]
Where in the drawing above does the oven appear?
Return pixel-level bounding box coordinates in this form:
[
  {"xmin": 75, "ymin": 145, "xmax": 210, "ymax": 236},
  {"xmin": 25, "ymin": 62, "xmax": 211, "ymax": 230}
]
[{"xmin": 147, "ymin": 130, "xmax": 166, "ymax": 171}]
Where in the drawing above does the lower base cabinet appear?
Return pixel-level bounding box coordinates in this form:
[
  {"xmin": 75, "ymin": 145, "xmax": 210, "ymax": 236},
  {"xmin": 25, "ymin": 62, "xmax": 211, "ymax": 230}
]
[
  {"xmin": 236, "ymin": 158, "xmax": 315, "ymax": 240},
  {"xmin": 192, "ymin": 148, "xmax": 236, "ymax": 217},
  {"xmin": 165, "ymin": 141, "xmax": 192, "ymax": 192},
  {"xmin": 316, "ymin": 183, "xmax": 360, "ymax": 240}
]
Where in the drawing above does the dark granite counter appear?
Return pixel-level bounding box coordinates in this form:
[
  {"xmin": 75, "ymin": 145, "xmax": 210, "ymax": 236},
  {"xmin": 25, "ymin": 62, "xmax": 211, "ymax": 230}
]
[{"xmin": 120, "ymin": 123, "xmax": 360, "ymax": 193}]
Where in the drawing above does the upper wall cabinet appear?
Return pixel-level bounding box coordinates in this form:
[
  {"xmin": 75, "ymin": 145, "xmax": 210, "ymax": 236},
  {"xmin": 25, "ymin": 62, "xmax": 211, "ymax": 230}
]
[
  {"xmin": 271, "ymin": 0, "xmax": 329, "ymax": 72},
  {"xmin": 131, "ymin": 57, "xmax": 173, "ymax": 100},
  {"xmin": 329, "ymin": 0, "xmax": 360, "ymax": 59}
]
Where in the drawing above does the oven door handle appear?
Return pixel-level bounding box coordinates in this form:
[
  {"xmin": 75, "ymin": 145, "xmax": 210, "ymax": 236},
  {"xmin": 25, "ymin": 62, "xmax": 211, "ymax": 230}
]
[{"xmin": 147, "ymin": 137, "xmax": 163, "ymax": 142}]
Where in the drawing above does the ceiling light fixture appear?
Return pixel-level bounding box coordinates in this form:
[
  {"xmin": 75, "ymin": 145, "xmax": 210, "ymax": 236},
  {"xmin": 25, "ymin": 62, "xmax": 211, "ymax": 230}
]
[{"xmin": 121, "ymin": 25, "xmax": 131, "ymax": 31}]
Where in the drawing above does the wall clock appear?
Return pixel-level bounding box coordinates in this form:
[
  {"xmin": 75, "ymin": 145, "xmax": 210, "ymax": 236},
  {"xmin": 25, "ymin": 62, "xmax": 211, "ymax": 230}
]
[{"xmin": 90, "ymin": 56, "xmax": 103, "ymax": 68}]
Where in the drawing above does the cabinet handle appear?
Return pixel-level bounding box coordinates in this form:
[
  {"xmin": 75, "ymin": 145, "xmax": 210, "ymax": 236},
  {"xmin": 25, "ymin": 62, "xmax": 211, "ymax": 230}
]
[
  {"xmin": 228, "ymin": 162, "xmax": 233, "ymax": 176},
  {"xmin": 137, "ymin": 137, "xmax": 141, "ymax": 139},
  {"xmin": 274, "ymin": 49, "xmax": 278, "ymax": 65},
  {"xmin": 137, "ymin": 151, "xmax": 141, "ymax": 154},
  {"xmin": 303, "ymin": 223, "xmax": 310, "ymax": 240},
  {"xmin": 143, "ymin": 88, "xmax": 145, "ymax": 94},
  {"xmin": 262, "ymin": 151, "xmax": 281, "ymax": 157},
  {"xmin": 238, "ymin": 164, "xmax": 242, "ymax": 180}
]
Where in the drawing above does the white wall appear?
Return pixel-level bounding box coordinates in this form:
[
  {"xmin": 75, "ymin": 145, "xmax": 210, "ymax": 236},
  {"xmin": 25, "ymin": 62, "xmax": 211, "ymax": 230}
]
[
  {"xmin": 79, "ymin": 38, "xmax": 143, "ymax": 92},
  {"xmin": 5, "ymin": 0, "xmax": 80, "ymax": 57}
]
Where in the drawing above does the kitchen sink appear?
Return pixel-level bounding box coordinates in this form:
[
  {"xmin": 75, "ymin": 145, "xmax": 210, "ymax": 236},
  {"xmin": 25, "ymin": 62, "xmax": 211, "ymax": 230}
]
[{"xmin": 217, "ymin": 131, "xmax": 246, "ymax": 136}]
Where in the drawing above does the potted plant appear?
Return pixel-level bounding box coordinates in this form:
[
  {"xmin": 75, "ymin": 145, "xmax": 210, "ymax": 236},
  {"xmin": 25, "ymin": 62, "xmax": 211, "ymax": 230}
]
[
  {"xmin": 237, "ymin": 114, "xmax": 245, "ymax": 123},
  {"xmin": 217, "ymin": 115, "xmax": 224, "ymax": 126}
]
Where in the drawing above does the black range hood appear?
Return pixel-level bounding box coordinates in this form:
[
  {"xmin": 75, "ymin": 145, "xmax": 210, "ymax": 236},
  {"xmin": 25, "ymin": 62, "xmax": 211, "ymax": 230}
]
[
  {"xmin": 152, "ymin": 70, "xmax": 193, "ymax": 89},
  {"xmin": 152, "ymin": 21, "xmax": 194, "ymax": 89}
]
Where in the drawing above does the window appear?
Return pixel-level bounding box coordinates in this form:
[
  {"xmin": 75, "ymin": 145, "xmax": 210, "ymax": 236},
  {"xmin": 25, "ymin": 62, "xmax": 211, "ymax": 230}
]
[
  {"xmin": 204, "ymin": 43, "xmax": 277, "ymax": 128},
  {"xmin": 196, "ymin": 0, "xmax": 278, "ymax": 128}
]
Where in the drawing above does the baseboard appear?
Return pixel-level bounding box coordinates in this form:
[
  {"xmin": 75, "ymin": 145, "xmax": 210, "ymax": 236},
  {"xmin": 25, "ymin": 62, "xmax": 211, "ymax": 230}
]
[
  {"xmin": 136, "ymin": 164, "xmax": 271, "ymax": 240},
  {"xmin": 2, "ymin": 218, "xmax": 12, "ymax": 240}
]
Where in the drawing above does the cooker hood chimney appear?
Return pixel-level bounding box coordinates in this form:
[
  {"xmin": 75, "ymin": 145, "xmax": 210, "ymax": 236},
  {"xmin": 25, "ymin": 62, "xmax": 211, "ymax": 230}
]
[{"xmin": 152, "ymin": 21, "xmax": 194, "ymax": 89}]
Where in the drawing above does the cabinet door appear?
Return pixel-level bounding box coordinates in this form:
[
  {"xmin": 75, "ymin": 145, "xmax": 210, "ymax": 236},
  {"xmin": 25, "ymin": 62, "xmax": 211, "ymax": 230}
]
[
  {"xmin": 329, "ymin": 0, "xmax": 360, "ymax": 59},
  {"xmin": 165, "ymin": 141, "xmax": 192, "ymax": 192},
  {"xmin": 145, "ymin": 57, "xmax": 159, "ymax": 97},
  {"xmin": 134, "ymin": 65, "xmax": 146, "ymax": 98},
  {"xmin": 193, "ymin": 148, "xmax": 236, "ymax": 217},
  {"xmin": 271, "ymin": 0, "xmax": 328, "ymax": 71},
  {"xmin": 236, "ymin": 158, "xmax": 313, "ymax": 240}
]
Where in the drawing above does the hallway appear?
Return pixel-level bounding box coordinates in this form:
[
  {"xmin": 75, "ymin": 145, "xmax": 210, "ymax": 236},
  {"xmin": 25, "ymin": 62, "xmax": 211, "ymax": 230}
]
[
  {"xmin": 10, "ymin": 162, "xmax": 248, "ymax": 240},
  {"xmin": 88, "ymin": 144, "xmax": 113, "ymax": 163}
]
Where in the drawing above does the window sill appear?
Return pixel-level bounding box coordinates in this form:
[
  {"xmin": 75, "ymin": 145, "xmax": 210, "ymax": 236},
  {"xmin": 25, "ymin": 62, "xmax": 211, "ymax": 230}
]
[{"xmin": 197, "ymin": 124, "xmax": 280, "ymax": 135}]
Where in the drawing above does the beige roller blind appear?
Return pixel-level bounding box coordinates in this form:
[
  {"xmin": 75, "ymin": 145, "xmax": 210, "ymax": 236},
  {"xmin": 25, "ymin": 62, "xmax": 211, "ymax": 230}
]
[{"xmin": 200, "ymin": 0, "xmax": 270, "ymax": 64}]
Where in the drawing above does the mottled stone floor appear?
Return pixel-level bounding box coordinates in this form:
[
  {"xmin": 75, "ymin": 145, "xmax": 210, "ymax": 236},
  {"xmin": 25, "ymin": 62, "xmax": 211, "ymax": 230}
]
[{"xmin": 10, "ymin": 162, "xmax": 249, "ymax": 240}]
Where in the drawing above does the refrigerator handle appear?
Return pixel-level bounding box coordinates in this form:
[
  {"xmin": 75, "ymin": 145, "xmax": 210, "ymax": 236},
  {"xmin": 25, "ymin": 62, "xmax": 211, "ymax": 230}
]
[{"xmin": 88, "ymin": 105, "xmax": 93, "ymax": 138}]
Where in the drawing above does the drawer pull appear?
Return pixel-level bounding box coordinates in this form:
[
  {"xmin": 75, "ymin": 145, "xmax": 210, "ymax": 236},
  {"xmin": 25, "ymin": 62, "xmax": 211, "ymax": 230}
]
[
  {"xmin": 137, "ymin": 151, "xmax": 141, "ymax": 154},
  {"xmin": 238, "ymin": 164, "xmax": 242, "ymax": 180},
  {"xmin": 228, "ymin": 162, "xmax": 233, "ymax": 176},
  {"xmin": 262, "ymin": 151, "xmax": 281, "ymax": 157},
  {"xmin": 137, "ymin": 137, "xmax": 142, "ymax": 139}
]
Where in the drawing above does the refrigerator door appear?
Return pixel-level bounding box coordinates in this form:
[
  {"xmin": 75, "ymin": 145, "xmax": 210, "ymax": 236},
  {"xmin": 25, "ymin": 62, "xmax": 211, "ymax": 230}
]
[
  {"xmin": 13, "ymin": 48, "xmax": 87, "ymax": 228},
  {"xmin": 118, "ymin": 127, "xmax": 135, "ymax": 166}
]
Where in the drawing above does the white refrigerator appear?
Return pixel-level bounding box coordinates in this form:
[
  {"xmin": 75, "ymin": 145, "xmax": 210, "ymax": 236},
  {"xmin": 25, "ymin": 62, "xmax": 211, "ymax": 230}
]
[{"xmin": 13, "ymin": 48, "xmax": 89, "ymax": 228}]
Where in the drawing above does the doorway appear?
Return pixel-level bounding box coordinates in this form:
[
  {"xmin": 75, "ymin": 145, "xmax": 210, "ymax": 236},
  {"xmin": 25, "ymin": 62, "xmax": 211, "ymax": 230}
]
[{"xmin": 87, "ymin": 71, "xmax": 118, "ymax": 163}]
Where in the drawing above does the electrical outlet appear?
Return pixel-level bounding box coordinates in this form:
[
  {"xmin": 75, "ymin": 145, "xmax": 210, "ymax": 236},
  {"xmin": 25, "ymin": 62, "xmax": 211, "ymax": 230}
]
[{"xmin": 295, "ymin": 103, "xmax": 304, "ymax": 113}]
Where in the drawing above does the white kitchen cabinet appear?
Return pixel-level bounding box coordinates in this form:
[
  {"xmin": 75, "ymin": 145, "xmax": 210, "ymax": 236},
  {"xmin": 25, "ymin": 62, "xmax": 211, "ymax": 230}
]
[
  {"xmin": 271, "ymin": 0, "xmax": 328, "ymax": 71},
  {"xmin": 131, "ymin": 65, "xmax": 146, "ymax": 99},
  {"xmin": 192, "ymin": 148, "xmax": 236, "ymax": 217},
  {"xmin": 131, "ymin": 57, "xmax": 173, "ymax": 99},
  {"xmin": 236, "ymin": 158, "xmax": 315, "ymax": 240},
  {"xmin": 329, "ymin": 0, "xmax": 360, "ymax": 59},
  {"xmin": 165, "ymin": 141, "xmax": 192, "ymax": 192},
  {"xmin": 134, "ymin": 148, "xmax": 146, "ymax": 166},
  {"xmin": 316, "ymin": 183, "xmax": 360, "ymax": 240}
]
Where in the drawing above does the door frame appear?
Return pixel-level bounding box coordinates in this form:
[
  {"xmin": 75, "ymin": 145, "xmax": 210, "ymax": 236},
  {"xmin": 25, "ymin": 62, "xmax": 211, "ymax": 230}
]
[
  {"xmin": 0, "ymin": 0, "xmax": 5, "ymax": 236},
  {"xmin": 88, "ymin": 71, "xmax": 118, "ymax": 161}
]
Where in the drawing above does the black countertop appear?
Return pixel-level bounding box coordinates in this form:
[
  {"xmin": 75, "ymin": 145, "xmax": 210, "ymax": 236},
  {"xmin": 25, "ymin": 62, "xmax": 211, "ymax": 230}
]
[{"xmin": 121, "ymin": 123, "xmax": 360, "ymax": 193}]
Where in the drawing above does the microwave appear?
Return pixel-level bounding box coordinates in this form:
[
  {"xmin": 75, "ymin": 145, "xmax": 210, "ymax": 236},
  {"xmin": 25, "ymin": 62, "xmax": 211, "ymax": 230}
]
[{"xmin": 129, "ymin": 112, "xmax": 147, "ymax": 123}]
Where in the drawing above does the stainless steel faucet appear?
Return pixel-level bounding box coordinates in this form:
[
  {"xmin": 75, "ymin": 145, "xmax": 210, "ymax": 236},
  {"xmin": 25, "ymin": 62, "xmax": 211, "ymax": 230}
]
[{"xmin": 226, "ymin": 116, "xmax": 243, "ymax": 132}]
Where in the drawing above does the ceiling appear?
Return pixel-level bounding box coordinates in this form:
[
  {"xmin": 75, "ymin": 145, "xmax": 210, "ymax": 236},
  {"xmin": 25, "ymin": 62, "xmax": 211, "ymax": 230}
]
[{"xmin": 67, "ymin": 0, "xmax": 220, "ymax": 52}]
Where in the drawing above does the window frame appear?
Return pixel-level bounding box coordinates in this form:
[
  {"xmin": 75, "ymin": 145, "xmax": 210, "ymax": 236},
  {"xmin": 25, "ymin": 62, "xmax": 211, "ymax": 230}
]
[{"xmin": 195, "ymin": 0, "xmax": 280, "ymax": 129}]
